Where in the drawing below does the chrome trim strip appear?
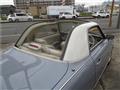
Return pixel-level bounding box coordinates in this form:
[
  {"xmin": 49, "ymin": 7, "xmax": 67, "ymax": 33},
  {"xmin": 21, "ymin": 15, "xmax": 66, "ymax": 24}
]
[{"xmin": 90, "ymin": 40, "xmax": 104, "ymax": 51}]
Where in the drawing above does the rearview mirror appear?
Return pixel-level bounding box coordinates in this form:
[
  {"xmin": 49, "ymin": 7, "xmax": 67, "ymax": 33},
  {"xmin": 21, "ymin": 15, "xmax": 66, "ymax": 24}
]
[{"xmin": 106, "ymin": 35, "xmax": 114, "ymax": 40}]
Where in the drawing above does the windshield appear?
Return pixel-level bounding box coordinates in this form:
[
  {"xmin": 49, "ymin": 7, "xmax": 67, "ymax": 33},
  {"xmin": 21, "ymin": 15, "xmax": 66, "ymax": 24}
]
[
  {"xmin": 16, "ymin": 21, "xmax": 83, "ymax": 60},
  {"xmin": 16, "ymin": 13, "xmax": 27, "ymax": 16},
  {"xmin": 16, "ymin": 23, "xmax": 63, "ymax": 60}
]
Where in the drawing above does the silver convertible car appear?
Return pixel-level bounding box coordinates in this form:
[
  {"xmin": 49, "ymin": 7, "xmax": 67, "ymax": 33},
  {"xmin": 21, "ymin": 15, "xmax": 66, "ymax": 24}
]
[{"xmin": 1, "ymin": 20, "xmax": 114, "ymax": 90}]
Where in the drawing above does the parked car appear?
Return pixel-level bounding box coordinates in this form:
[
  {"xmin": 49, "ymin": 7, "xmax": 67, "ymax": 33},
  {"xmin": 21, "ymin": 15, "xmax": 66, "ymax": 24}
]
[
  {"xmin": 0, "ymin": 20, "xmax": 114, "ymax": 90},
  {"xmin": 7, "ymin": 13, "xmax": 33, "ymax": 22},
  {"xmin": 92, "ymin": 11, "xmax": 110, "ymax": 18},
  {"xmin": 59, "ymin": 12, "xmax": 77, "ymax": 19}
]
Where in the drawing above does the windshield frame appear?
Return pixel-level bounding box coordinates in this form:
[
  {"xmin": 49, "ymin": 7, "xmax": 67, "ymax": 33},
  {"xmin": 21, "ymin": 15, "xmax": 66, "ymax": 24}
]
[{"xmin": 15, "ymin": 22, "xmax": 59, "ymax": 47}]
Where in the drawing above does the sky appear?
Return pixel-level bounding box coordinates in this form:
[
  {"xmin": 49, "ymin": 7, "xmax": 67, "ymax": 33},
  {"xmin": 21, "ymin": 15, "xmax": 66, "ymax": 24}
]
[
  {"xmin": 0, "ymin": 0, "xmax": 14, "ymax": 5},
  {"xmin": 0, "ymin": 0, "xmax": 110, "ymax": 6}
]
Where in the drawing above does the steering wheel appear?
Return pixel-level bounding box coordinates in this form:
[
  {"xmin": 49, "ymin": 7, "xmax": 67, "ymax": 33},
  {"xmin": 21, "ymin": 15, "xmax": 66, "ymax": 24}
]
[{"xmin": 88, "ymin": 34, "xmax": 95, "ymax": 48}]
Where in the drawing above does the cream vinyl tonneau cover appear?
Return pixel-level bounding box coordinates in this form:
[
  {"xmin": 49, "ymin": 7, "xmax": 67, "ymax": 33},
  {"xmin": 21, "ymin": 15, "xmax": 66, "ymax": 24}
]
[{"xmin": 63, "ymin": 22, "xmax": 98, "ymax": 62}]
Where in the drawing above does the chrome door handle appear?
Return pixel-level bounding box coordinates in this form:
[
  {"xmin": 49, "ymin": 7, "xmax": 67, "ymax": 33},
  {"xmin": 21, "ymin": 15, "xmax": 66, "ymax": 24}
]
[{"xmin": 97, "ymin": 59, "xmax": 101, "ymax": 64}]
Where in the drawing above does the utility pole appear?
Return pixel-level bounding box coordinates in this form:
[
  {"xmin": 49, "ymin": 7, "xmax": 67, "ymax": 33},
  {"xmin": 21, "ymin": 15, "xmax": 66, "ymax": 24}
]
[
  {"xmin": 109, "ymin": 0, "xmax": 115, "ymax": 27},
  {"xmin": 117, "ymin": 4, "xmax": 120, "ymax": 29}
]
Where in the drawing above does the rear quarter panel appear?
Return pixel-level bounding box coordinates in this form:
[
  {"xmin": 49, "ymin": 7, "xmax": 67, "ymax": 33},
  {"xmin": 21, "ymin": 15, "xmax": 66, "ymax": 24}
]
[{"xmin": 54, "ymin": 56, "xmax": 96, "ymax": 90}]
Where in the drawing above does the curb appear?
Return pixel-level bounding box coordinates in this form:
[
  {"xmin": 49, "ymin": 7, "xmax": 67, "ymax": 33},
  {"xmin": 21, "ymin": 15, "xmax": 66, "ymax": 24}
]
[
  {"xmin": 78, "ymin": 17, "xmax": 94, "ymax": 19},
  {"xmin": 0, "ymin": 19, "xmax": 57, "ymax": 23},
  {"xmin": 0, "ymin": 17, "xmax": 94, "ymax": 23}
]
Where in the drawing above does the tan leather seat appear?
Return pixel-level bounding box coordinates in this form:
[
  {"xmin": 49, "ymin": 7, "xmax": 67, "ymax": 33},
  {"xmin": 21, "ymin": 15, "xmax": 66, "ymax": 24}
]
[
  {"xmin": 61, "ymin": 41, "xmax": 66, "ymax": 50},
  {"xmin": 35, "ymin": 38, "xmax": 47, "ymax": 44},
  {"xmin": 41, "ymin": 45, "xmax": 62, "ymax": 57}
]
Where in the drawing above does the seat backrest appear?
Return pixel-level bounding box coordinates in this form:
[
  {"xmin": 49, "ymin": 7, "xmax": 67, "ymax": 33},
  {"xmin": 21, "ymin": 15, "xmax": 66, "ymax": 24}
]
[
  {"xmin": 61, "ymin": 41, "xmax": 66, "ymax": 50},
  {"xmin": 42, "ymin": 46, "xmax": 62, "ymax": 57},
  {"xmin": 35, "ymin": 38, "xmax": 47, "ymax": 44}
]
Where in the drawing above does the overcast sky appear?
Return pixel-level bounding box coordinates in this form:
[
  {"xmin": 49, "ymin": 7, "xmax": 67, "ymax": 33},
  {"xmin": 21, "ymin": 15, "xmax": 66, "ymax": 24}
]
[
  {"xmin": 0, "ymin": 0, "xmax": 110, "ymax": 6},
  {"xmin": 0, "ymin": 0, "xmax": 14, "ymax": 5}
]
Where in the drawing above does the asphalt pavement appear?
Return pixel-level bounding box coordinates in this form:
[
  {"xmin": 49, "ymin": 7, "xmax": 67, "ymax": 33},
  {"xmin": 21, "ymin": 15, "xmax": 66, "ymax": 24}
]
[
  {"xmin": 89, "ymin": 16, "xmax": 118, "ymax": 29},
  {"xmin": 0, "ymin": 22, "xmax": 37, "ymax": 43},
  {"xmin": 0, "ymin": 16, "xmax": 119, "ymax": 43}
]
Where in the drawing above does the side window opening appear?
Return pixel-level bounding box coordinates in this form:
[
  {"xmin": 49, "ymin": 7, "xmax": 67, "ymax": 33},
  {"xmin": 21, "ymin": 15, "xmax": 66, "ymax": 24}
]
[
  {"xmin": 17, "ymin": 21, "xmax": 81, "ymax": 60},
  {"xmin": 88, "ymin": 27, "xmax": 104, "ymax": 49},
  {"xmin": 16, "ymin": 14, "xmax": 26, "ymax": 16},
  {"xmin": 10, "ymin": 14, "xmax": 15, "ymax": 17},
  {"xmin": 19, "ymin": 23, "xmax": 64, "ymax": 59}
]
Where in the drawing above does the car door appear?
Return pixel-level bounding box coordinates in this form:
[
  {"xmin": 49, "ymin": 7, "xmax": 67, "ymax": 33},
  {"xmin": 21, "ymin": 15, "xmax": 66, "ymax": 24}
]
[
  {"xmin": 65, "ymin": 12, "xmax": 72, "ymax": 19},
  {"xmin": 100, "ymin": 11, "xmax": 105, "ymax": 17},
  {"xmin": 22, "ymin": 14, "xmax": 28, "ymax": 21},
  {"xmin": 16, "ymin": 14, "xmax": 23, "ymax": 21},
  {"xmin": 59, "ymin": 56, "xmax": 96, "ymax": 90},
  {"xmin": 89, "ymin": 26, "xmax": 110, "ymax": 81}
]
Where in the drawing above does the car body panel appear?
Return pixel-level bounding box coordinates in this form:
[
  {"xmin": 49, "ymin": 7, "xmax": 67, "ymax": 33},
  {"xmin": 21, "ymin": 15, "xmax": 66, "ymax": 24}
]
[
  {"xmin": 7, "ymin": 13, "xmax": 33, "ymax": 22},
  {"xmin": 92, "ymin": 12, "xmax": 110, "ymax": 18},
  {"xmin": 59, "ymin": 12, "xmax": 76, "ymax": 19},
  {"xmin": 0, "ymin": 48, "xmax": 68, "ymax": 90},
  {"xmin": 91, "ymin": 39, "xmax": 113, "ymax": 80},
  {"xmin": 90, "ymin": 40, "xmax": 109, "ymax": 79},
  {"xmin": 54, "ymin": 56, "xmax": 96, "ymax": 90}
]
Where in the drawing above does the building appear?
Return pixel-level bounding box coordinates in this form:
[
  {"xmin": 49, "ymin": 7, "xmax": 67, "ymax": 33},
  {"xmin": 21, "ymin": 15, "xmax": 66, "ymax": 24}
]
[
  {"xmin": 14, "ymin": 0, "xmax": 75, "ymax": 16},
  {"xmin": 0, "ymin": 5, "xmax": 16, "ymax": 16},
  {"xmin": 102, "ymin": 1, "xmax": 120, "ymax": 13},
  {"xmin": 107, "ymin": 4, "xmax": 120, "ymax": 13},
  {"xmin": 63, "ymin": 0, "xmax": 74, "ymax": 5}
]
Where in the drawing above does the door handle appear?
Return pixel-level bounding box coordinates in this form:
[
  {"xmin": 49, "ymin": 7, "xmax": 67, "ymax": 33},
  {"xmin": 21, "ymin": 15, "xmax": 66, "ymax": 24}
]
[{"xmin": 97, "ymin": 59, "xmax": 101, "ymax": 64}]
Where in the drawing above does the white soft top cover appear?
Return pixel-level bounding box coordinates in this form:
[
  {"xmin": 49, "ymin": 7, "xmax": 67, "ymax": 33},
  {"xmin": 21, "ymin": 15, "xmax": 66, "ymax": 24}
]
[{"xmin": 63, "ymin": 22, "xmax": 98, "ymax": 62}]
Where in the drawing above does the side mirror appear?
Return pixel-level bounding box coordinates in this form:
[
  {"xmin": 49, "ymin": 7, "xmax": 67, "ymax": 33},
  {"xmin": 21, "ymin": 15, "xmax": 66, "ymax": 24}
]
[{"xmin": 105, "ymin": 35, "xmax": 114, "ymax": 40}]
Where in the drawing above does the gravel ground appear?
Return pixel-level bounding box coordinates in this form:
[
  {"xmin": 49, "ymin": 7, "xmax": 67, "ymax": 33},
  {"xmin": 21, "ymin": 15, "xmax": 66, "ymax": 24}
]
[{"xmin": 0, "ymin": 33, "xmax": 120, "ymax": 90}]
